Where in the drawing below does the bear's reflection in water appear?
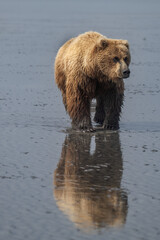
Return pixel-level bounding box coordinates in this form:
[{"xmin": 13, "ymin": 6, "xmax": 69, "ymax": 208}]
[{"xmin": 54, "ymin": 131, "xmax": 128, "ymax": 232}]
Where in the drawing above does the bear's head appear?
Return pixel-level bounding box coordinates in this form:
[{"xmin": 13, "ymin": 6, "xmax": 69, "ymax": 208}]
[{"xmin": 94, "ymin": 37, "xmax": 131, "ymax": 82}]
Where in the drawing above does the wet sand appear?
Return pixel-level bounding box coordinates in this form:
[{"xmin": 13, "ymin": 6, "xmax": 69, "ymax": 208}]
[{"xmin": 0, "ymin": 0, "xmax": 160, "ymax": 239}]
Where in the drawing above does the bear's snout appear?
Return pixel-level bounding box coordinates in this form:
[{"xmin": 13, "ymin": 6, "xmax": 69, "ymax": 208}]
[{"xmin": 123, "ymin": 69, "xmax": 130, "ymax": 79}]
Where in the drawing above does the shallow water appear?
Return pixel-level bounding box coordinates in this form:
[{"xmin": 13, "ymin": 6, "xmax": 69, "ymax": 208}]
[{"xmin": 0, "ymin": 0, "xmax": 160, "ymax": 239}]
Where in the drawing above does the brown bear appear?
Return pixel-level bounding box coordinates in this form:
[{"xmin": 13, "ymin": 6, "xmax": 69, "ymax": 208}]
[{"xmin": 55, "ymin": 31, "xmax": 131, "ymax": 131}]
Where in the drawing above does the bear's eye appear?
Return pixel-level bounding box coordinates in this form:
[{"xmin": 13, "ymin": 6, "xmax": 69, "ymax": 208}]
[
  {"xmin": 124, "ymin": 57, "xmax": 128, "ymax": 62},
  {"xmin": 113, "ymin": 57, "xmax": 119, "ymax": 63}
]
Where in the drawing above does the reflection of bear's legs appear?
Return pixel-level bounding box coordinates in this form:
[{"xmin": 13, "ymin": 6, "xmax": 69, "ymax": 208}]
[
  {"xmin": 103, "ymin": 89, "xmax": 124, "ymax": 130},
  {"xmin": 66, "ymin": 81, "xmax": 93, "ymax": 131},
  {"xmin": 94, "ymin": 96, "xmax": 105, "ymax": 125}
]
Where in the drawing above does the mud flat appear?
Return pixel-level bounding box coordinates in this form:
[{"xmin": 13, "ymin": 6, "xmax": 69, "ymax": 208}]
[{"xmin": 0, "ymin": 0, "xmax": 160, "ymax": 239}]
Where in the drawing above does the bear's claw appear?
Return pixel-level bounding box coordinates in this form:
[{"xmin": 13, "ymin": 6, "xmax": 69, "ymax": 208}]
[{"xmin": 103, "ymin": 123, "xmax": 119, "ymax": 130}]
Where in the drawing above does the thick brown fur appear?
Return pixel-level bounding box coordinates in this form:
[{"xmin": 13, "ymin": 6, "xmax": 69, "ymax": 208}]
[{"xmin": 55, "ymin": 31, "xmax": 131, "ymax": 131}]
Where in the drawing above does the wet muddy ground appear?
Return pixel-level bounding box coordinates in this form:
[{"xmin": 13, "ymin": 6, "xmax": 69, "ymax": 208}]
[{"xmin": 0, "ymin": 0, "xmax": 160, "ymax": 239}]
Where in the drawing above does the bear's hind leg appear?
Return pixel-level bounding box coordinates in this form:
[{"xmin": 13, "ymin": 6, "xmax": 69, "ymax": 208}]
[
  {"xmin": 55, "ymin": 67, "xmax": 67, "ymax": 110},
  {"xmin": 94, "ymin": 96, "xmax": 105, "ymax": 125},
  {"xmin": 62, "ymin": 90, "xmax": 67, "ymax": 111},
  {"xmin": 103, "ymin": 89, "xmax": 124, "ymax": 130}
]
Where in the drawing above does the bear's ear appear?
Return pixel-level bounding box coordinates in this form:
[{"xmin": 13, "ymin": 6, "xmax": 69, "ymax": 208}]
[
  {"xmin": 121, "ymin": 40, "xmax": 129, "ymax": 49},
  {"xmin": 97, "ymin": 38, "xmax": 108, "ymax": 50}
]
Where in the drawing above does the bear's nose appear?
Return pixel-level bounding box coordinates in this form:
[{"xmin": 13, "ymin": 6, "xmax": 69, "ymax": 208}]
[
  {"xmin": 123, "ymin": 69, "xmax": 130, "ymax": 78},
  {"xmin": 123, "ymin": 69, "xmax": 130, "ymax": 75}
]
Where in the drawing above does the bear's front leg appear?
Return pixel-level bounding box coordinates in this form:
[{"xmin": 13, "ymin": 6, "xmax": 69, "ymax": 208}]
[
  {"xmin": 103, "ymin": 89, "xmax": 124, "ymax": 130},
  {"xmin": 73, "ymin": 116, "xmax": 93, "ymax": 132},
  {"xmin": 66, "ymin": 83, "xmax": 94, "ymax": 132}
]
